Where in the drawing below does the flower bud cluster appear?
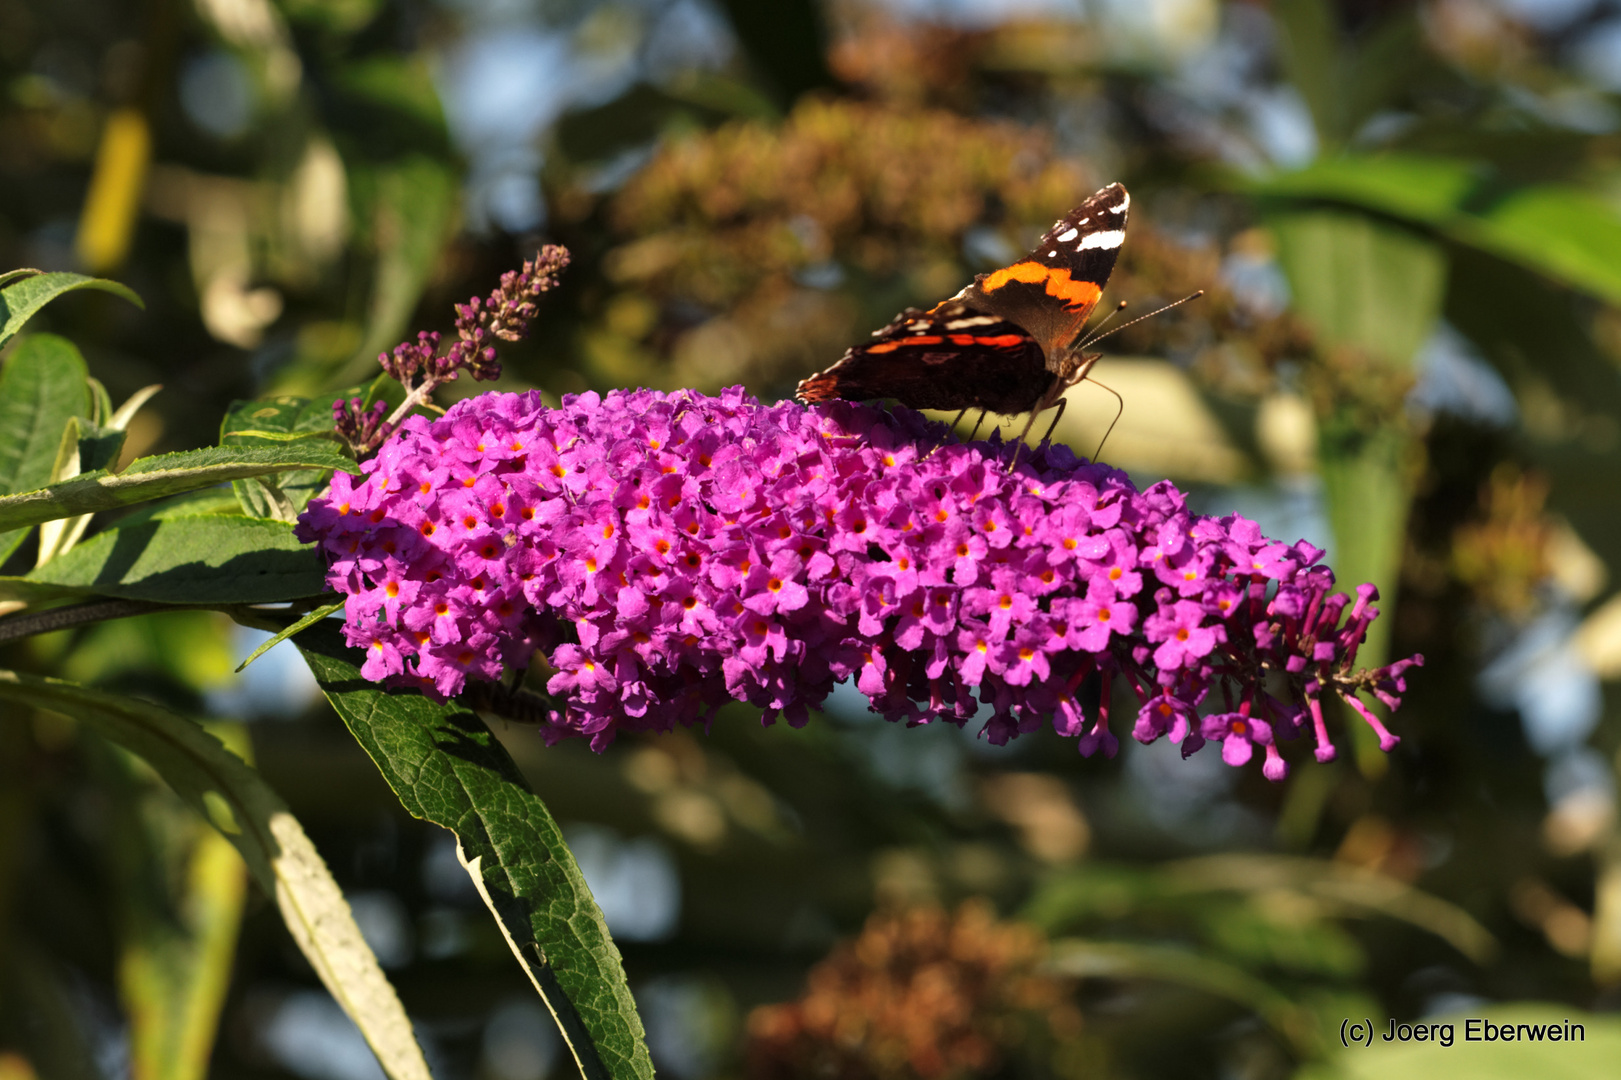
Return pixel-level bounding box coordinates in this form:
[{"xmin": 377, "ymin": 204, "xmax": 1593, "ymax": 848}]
[
  {"xmin": 377, "ymin": 246, "xmax": 571, "ymax": 390},
  {"xmin": 297, "ymin": 388, "xmax": 1420, "ymax": 777},
  {"xmin": 331, "ymin": 397, "xmax": 392, "ymax": 456}
]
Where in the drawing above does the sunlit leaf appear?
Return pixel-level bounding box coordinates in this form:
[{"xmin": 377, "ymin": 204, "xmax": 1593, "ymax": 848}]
[
  {"xmin": 0, "ymin": 670, "xmax": 434, "ymax": 1080},
  {"xmin": 1252, "ymin": 155, "xmax": 1621, "ymax": 305},
  {"xmin": 0, "ymin": 271, "xmax": 143, "ymax": 352},
  {"xmin": 109, "ymin": 730, "xmax": 248, "ymax": 1080},
  {"xmin": 221, "ymin": 389, "xmax": 377, "ymax": 519},
  {"xmin": 0, "ymin": 334, "xmax": 91, "ymax": 564},
  {"xmin": 26, "ymin": 517, "xmax": 328, "ymax": 603},
  {"xmin": 0, "ymin": 444, "xmax": 359, "ymax": 535}
]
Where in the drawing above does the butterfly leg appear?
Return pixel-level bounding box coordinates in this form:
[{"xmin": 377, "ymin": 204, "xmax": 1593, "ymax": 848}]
[
  {"xmin": 924, "ymin": 407, "xmax": 972, "ymax": 460},
  {"xmin": 965, "ymin": 409, "xmax": 989, "ymax": 444},
  {"xmin": 1037, "ymin": 398, "xmax": 1068, "ymax": 446},
  {"xmin": 1005, "ymin": 405, "xmax": 1046, "ymax": 472}
]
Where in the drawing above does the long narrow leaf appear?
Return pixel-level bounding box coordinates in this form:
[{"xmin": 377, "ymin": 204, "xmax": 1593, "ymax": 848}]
[
  {"xmin": 1163, "ymin": 855, "xmax": 1497, "ymax": 963},
  {"xmin": 236, "ymin": 599, "xmax": 344, "ymax": 672},
  {"xmin": 0, "ymin": 444, "xmax": 359, "ymax": 534},
  {"xmin": 0, "ymin": 669, "xmax": 434, "ymax": 1080},
  {"xmin": 109, "ymin": 739, "xmax": 248, "ymax": 1080},
  {"xmin": 291, "ymin": 620, "xmax": 654, "ymax": 1080},
  {"xmin": 1047, "ymin": 938, "xmax": 1320, "ymax": 1054}
]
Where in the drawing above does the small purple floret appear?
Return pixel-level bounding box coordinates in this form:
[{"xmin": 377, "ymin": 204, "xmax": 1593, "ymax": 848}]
[{"xmin": 296, "ymin": 388, "xmax": 1422, "ymax": 778}]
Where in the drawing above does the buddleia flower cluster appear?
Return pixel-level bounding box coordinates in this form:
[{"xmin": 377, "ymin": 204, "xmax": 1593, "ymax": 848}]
[{"xmin": 296, "ymin": 388, "xmax": 1420, "ymax": 779}]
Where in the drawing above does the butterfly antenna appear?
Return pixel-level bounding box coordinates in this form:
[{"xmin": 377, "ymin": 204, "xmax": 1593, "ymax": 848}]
[
  {"xmin": 1081, "ymin": 290, "xmax": 1204, "ymax": 351},
  {"xmin": 1077, "ymin": 300, "xmax": 1129, "ymax": 350},
  {"xmin": 1089, "ymin": 378, "xmax": 1126, "ymax": 462}
]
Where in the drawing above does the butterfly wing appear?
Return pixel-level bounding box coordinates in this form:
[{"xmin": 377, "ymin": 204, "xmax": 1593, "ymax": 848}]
[
  {"xmin": 951, "ymin": 182, "xmax": 1128, "ymax": 370},
  {"xmin": 796, "ymin": 301, "xmax": 1055, "ymax": 415},
  {"xmin": 795, "ymin": 183, "xmax": 1129, "ymax": 414}
]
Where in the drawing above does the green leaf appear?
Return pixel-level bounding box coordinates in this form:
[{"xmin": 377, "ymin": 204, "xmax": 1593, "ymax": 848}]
[
  {"xmin": 345, "ymin": 157, "xmax": 457, "ymax": 386},
  {"xmin": 1316, "ymin": 417, "xmax": 1413, "ymax": 701},
  {"xmin": 0, "ymin": 444, "xmax": 359, "ymax": 535},
  {"xmin": 1164, "ymin": 855, "xmax": 1496, "ymax": 964},
  {"xmin": 0, "ymin": 670, "xmax": 434, "ymax": 1080},
  {"xmin": 1453, "ymin": 184, "xmax": 1621, "ymax": 309},
  {"xmin": 236, "ymin": 599, "xmax": 344, "ymax": 672},
  {"xmin": 292, "ymin": 621, "xmax": 654, "ymax": 1080},
  {"xmin": 114, "ymin": 488, "xmax": 247, "ymax": 527},
  {"xmin": 1047, "ymin": 939, "xmax": 1320, "ymax": 1054},
  {"xmin": 0, "ymin": 333, "xmax": 91, "ymax": 563},
  {"xmin": 337, "ymin": 56, "xmax": 448, "ymax": 132},
  {"xmin": 1268, "ymin": 207, "xmax": 1447, "ymax": 366},
  {"xmin": 1251, "ymin": 153, "xmax": 1483, "ymax": 222},
  {"xmin": 0, "ymin": 271, "xmax": 143, "ymax": 352},
  {"xmin": 38, "ymin": 414, "xmax": 127, "ymax": 565},
  {"xmin": 222, "ymin": 387, "xmax": 386, "ymax": 519},
  {"xmin": 26, "ymin": 516, "xmax": 328, "ymax": 603},
  {"xmin": 0, "ymin": 575, "xmax": 99, "ymax": 606},
  {"xmin": 1251, "ymin": 155, "xmax": 1621, "ymax": 305},
  {"xmin": 1266, "ymin": 205, "xmax": 1442, "ymax": 741},
  {"xmin": 106, "ymin": 728, "xmax": 248, "ymax": 1080},
  {"xmin": 1271, "ymin": 0, "xmax": 1343, "ymax": 145}
]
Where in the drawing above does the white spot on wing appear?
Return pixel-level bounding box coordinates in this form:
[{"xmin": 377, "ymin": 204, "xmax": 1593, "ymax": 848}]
[
  {"xmin": 1056, "ymin": 228, "xmax": 1079, "ymax": 243},
  {"xmin": 1079, "ymin": 229, "xmax": 1125, "ymax": 251},
  {"xmin": 943, "ymin": 315, "xmax": 1001, "ymax": 329},
  {"xmin": 1110, "ymin": 194, "xmax": 1129, "ymax": 212}
]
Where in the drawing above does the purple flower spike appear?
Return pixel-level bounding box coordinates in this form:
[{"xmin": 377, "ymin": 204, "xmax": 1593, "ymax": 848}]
[{"xmin": 296, "ymin": 389, "xmax": 1422, "ymax": 777}]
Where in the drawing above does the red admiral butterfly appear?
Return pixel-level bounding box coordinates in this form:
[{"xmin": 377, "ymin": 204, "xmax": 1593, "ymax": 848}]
[{"xmin": 797, "ymin": 182, "xmax": 1130, "ymax": 440}]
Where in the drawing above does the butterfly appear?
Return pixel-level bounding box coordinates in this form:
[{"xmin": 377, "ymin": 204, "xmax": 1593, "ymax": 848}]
[{"xmin": 796, "ymin": 182, "xmax": 1130, "ymax": 443}]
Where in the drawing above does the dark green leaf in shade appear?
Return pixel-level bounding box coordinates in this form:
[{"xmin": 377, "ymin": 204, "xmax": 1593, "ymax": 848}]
[
  {"xmin": 0, "ymin": 444, "xmax": 360, "ymax": 535},
  {"xmin": 292, "ymin": 621, "xmax": 655, "ymax": 1080},
  {"xmin": 27, "ymin": 517, "xmax": 328, "ymax": 603},
  {"xmin": 0, "ymin": 271, "xmax": 143, "ymax": 352}
]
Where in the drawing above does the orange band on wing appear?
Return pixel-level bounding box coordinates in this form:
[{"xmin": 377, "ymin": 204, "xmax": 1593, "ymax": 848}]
[
  {"xmin": 947, "ymin": 334, "xmax": 1027, "ymax": 347},
  {"xmin": 980, "ymin": 262, "xmax": 1102, "ymax": 311},
  {"xmin": 866, "ymin": 336, "xmax": 942, "ymax": 353}
]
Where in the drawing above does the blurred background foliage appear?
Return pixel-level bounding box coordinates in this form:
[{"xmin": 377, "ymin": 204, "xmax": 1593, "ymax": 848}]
[{"xmin": 4, "ymin": 0, "xmax": 1621, "ymax": 1077}]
